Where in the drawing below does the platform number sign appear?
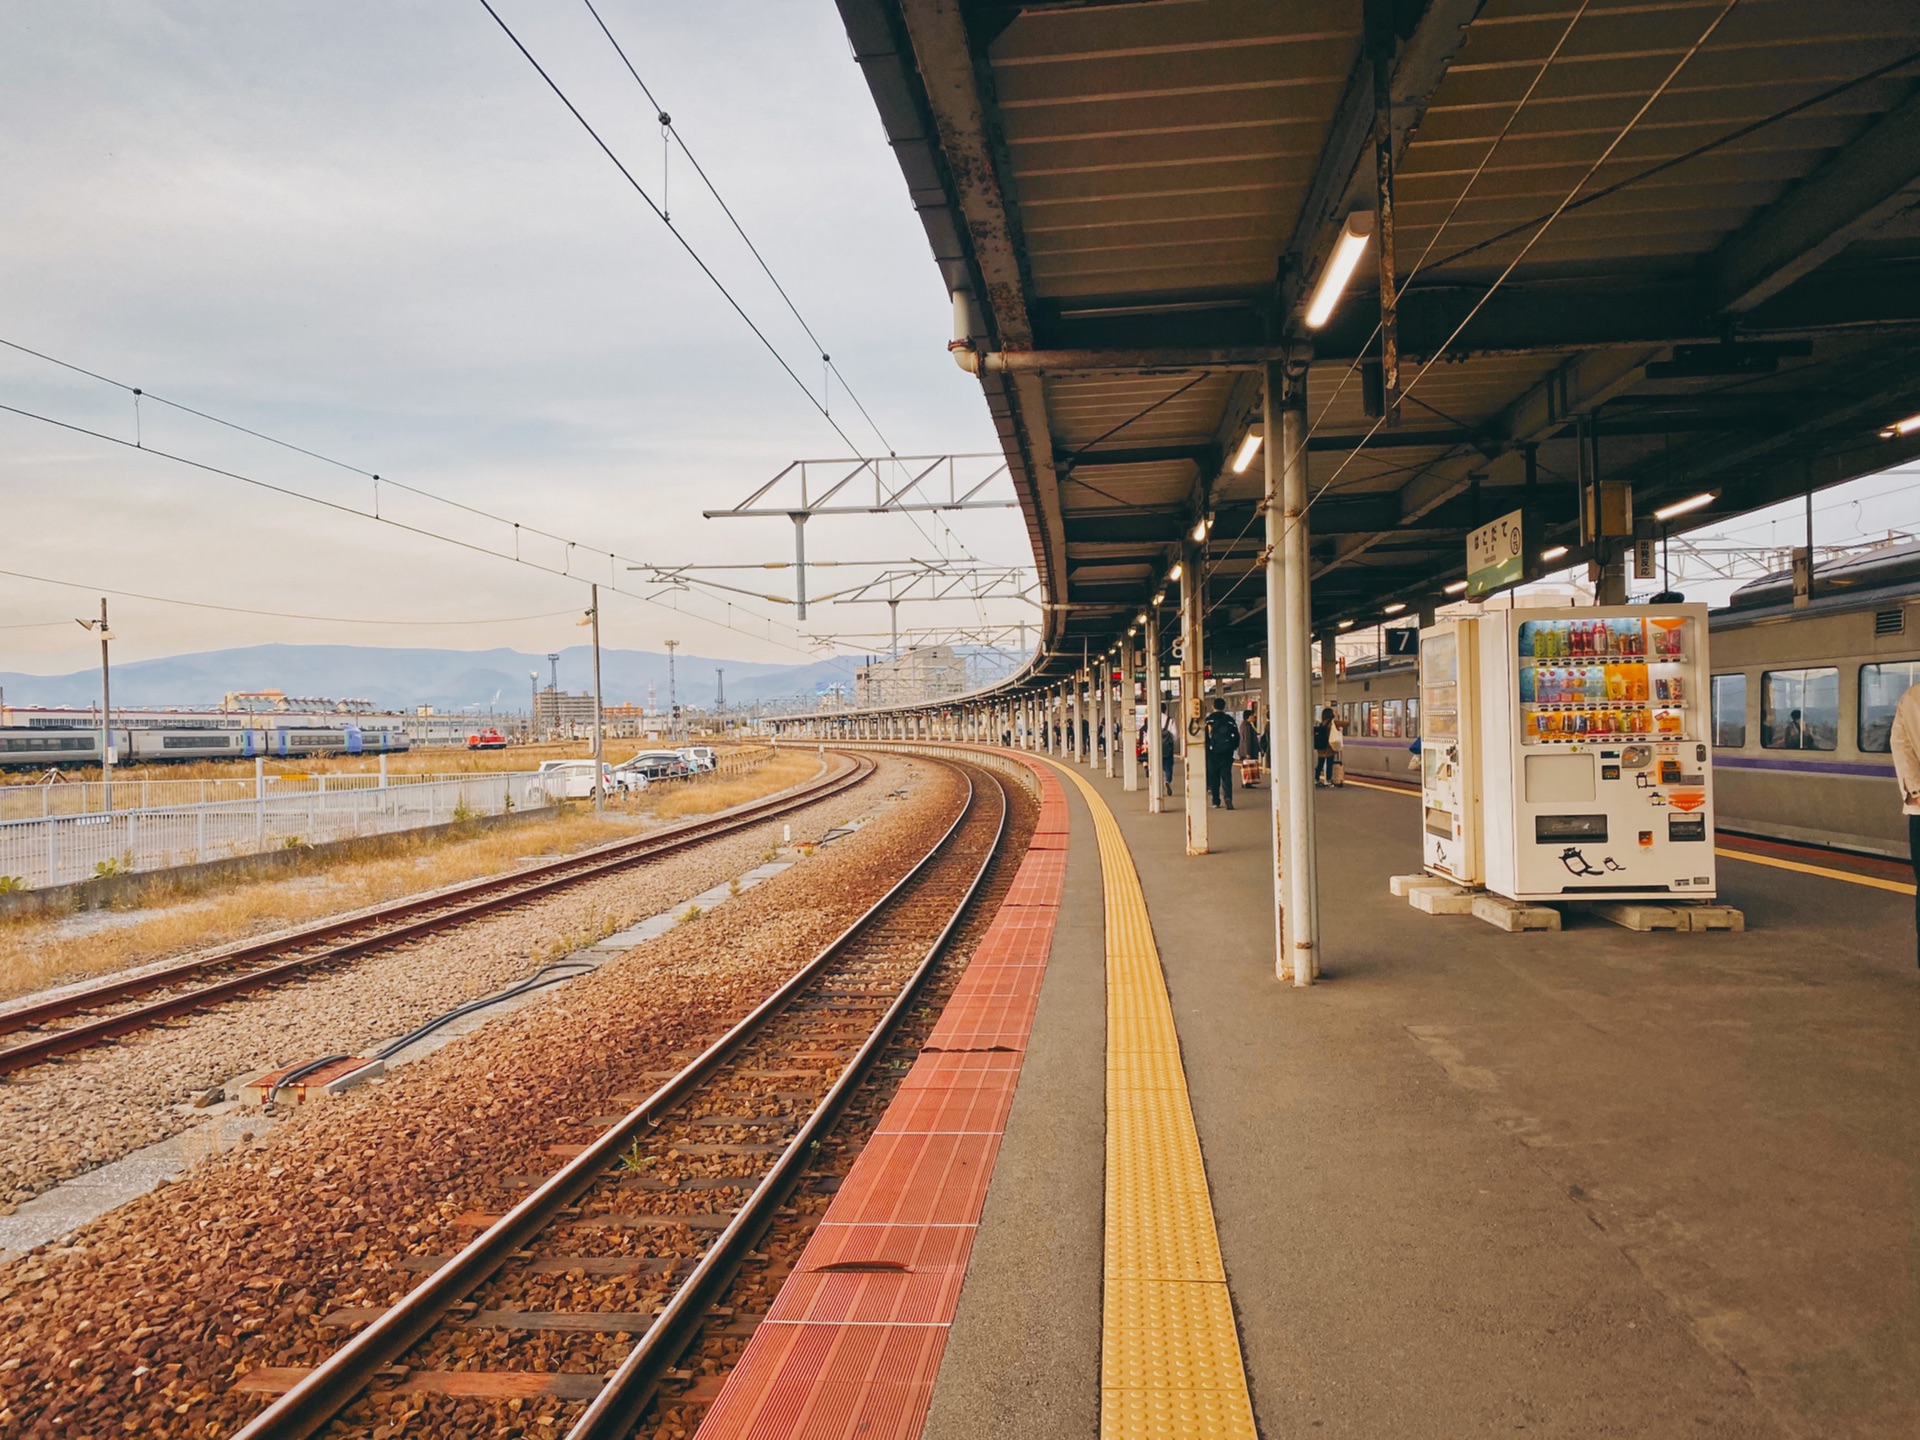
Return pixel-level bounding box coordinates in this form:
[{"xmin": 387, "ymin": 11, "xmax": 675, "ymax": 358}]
[{"xmin": 1465, "ymin": 509, "xmax": 1525, "ymax": 599}]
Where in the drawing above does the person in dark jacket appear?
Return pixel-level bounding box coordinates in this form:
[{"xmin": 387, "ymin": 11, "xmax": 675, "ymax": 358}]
[
  {"xmin": 1313, "ymin": 706, "xmax": 1337, "ymax": 787},
  {"xmin": 1239, "ymin": 707, "xmax": 1261, "ymax": 786},
  {"xmin": 1203, "ymin": 697, "xmax": 1239, "ymax": 808},
  {"xmin": 1161, "ymin": 718, "xmax": 1177, "ymax": 795}
]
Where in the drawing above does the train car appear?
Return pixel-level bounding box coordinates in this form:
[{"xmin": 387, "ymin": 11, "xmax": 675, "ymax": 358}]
[
  {"xmin": 0, "ymin": 727, "xmax": 120, "ymax": 769},
  {"xmin": 1706, "ymin": 545, "xmax": 1919, "ymax": 858},
  {"xmin": 125, "ymin": 728, "xmax": 248, "ymax": 763}
]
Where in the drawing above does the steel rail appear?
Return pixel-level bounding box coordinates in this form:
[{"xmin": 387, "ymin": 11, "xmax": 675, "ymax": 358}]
[
  {"xmin": 568, "ymin": 767, "xmax": 1009, "ymax": 1439},
  {"xmin": 0, "ymin": 755, "xmax": 874, "ymax": 1075},
  {"xmin": 230, "ymin": 757, "xmax": 998, "ymax": 1440}
]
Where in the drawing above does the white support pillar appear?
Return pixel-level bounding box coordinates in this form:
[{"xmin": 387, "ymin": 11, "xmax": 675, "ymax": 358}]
[
  {"xmin": 1102, "ymin": 654, "xmax": 1116, "ymax": 778},
  {"xmin": 1181, "ymin": 538, "xmax": 1209, "ymax": 855},
  {"xmin": 1145, "ymin": 606, "xmax": 1164, "ymax": 812},
  {"xmin": 1267, "ymin": 359, "xmax": 1319, "ymax": 983},
  {"xmin": 1121, "ymin": 639, "xmax": 1139, "ymax": 793},
  {"xmin": 1083, "ymin": 662, "xmax": 1097, "ymax": 769}
]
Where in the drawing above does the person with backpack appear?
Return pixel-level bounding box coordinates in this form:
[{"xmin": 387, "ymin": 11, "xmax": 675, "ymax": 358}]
[
  {"xmin": 1204, "ymin": 697, "xmax": 1240, "ymax": 809},
  {"xmin": 1313, "ymin": 707, "xmax": 1336, "ymax": 787}
]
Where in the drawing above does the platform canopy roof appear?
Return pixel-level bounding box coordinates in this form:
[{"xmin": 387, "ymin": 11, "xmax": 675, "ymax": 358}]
[{"xmin": 837, "ymin": 0, "xmax": 1920, "ymax": 686}]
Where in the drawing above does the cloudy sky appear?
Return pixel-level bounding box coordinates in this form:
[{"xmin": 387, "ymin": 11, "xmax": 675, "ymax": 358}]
[{"xmin": 0, "ymin": 1, "xmax": 1027, "ymax": 676}]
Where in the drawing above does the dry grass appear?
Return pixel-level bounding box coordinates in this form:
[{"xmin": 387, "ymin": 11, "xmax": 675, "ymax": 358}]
[{"xmin": 0, "ymin": 750, "xmax": 823, "ymax": 1003}]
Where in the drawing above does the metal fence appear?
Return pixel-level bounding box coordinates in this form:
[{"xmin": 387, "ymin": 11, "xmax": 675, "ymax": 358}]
[{"xmin": 0, "ymin": 771, "xmax": 554, "ymax": 891}]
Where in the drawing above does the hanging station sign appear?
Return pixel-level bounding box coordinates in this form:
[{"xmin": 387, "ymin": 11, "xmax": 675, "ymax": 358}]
[{"xmin": 1466, "ymin": 509, "xmax": 1526, "ymax": 599}]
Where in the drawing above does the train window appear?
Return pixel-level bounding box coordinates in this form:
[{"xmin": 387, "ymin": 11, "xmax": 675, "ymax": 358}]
[
  {"xmin": 1759, "ymin": 667, "xmax": 1838, "ymax": 751},
  {"xmin": 1382, "ymin": 699, "xmax": 1404, "ymax": 738},
  {"xmin": 1363, "ymin": 703, "xmax": 1382, "ymax": 737},
  {"xmin": 1858, "ymin": 661, "xmax": 1920, "ymax": 752},
  {"xmin": 1406, "ymin": 697, "xmax": 1419, "ymax": 730},
  {"xmin": 1710, "ymin": 674, "xmax": 1747, "ymax": 748}
]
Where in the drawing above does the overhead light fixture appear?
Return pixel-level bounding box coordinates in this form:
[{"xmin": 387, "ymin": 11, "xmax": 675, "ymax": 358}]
[
  {"xmin": 1136, "ymin": 612, "xmax": 1148, "ymax": 625},
  {"xmin": 1338, "ymin": 618, "xmax": 1355, "ymax": 630},
  {"xmin": 1383, "ymin": 602, "xmax": 1406, "ymax": 615},
  {"xmin": 1540, "ymin": 544, "xmax": 1569, "ymax": 563},
  {"xmin": 1880, "ymin": 411, "xmax": 1920, "ymax": 440},
  {"xmin": 1444, "ymin": 579, "xmax": 1469, "ymax": 595},
  {"xmin": 1152, "ymin": 591, "xmax": 1165, "ymax": 605},
  {"xmin": 1169, "ymin": 563, "xmax": 1183, "ymax": 582},
  {"xmin": 1305, "ymin": 211, "xmax": 1374, "ymax": 329},
  {"xmin": 1231, "ymin": 433, "xmax": 1263, "ymax": 473},
  {"xmin": 1653, "ymin": 491, "xmax": 1716, "ymax": 522},
  {"xmin": 1192, "ymin": 515, "xmax": 1211, "ymax": 542}
]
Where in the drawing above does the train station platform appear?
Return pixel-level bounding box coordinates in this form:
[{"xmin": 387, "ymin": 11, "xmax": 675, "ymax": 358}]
[{"xmin": 718, "ymin": 745, "xmax": 1920, "ymax": 1439}]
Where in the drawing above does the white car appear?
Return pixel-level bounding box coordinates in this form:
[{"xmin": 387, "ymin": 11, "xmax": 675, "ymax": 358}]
[{"xmin": 529, "ymin": 759, "xmax": 624, "ymax": 801}]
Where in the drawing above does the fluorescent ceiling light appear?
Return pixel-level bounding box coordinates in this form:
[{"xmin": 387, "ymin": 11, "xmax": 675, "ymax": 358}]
[
  {"xmin": 1305, "ymin": 212, "xmax": 1374, "ymax": 329},
  {"xmin": 1231, "ymin": 433, "xmax": 1263, "ymax": 473},
  {"xmin": 1879, "ymin": 411, "xmax": 1920, "ymax": 440},
  {"xmin": 1444, "ymin": 580, "xmax": 1469, "ymax": 594},
  {"xmin": 1382, "ymin": 602, "xmax": 1406, "ymax": 615},
  {"xmin": 1338, "ymin": 618, "xmax": 1355, "ymax": 630},
  {"xmin": 1168, "ymin": 563, "xmax": 1183, "ymax": 582},
  {"xmin": 1540, "ymin": 544, "xmax": 1570, "ymax": 563},
  {"xmin": 1653, "ymin": 491, "xmax": 1716, "ymax": 522}
]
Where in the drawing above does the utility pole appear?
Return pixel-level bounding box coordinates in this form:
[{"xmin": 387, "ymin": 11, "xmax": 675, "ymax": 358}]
[
  {"xmin": 547, "ymin": 652, "xmax": 560, "ymax": 696},
  {"xmin": 715, "ymin": 668, "xmax": 726, "ymax": 710},
  {"xmin": 76, "ymin": 599, "xmax": 113, "ymax": 809},
  {"xmin": 580, "ymin": 586, "xmax": 604, "ymax": 812},
  {"xmin": 528, "ymin": 670, "xmax": 539, "ymax": 742},
  {"xmin": 665, "ymin": 640, "xmax": 680, "ymax": 742}
]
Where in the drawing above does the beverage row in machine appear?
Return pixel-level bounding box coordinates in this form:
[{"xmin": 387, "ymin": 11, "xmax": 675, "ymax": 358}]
[
  {"xmin": 1520, "ymin": 616, "xmax": 1685, "ymax": 659},
  {"xmin": 1525, "ymin": 705, "xmax": 1684, "ymax": 741},
  {"xmin": 1521, "ymin": 665, "xmax": 1685, "ymax": 704}
]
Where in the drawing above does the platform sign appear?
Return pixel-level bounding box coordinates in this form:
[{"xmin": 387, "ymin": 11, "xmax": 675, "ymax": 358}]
[
  {"xmin": 1635, "ymin": 537, "xmax": 1657, "ymax": 580},
  {"xmin": 1466, "ymin": 509, "xmax": 1525, "ymax": 599}
]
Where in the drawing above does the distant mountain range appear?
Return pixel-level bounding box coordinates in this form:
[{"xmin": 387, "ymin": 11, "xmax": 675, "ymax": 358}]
[{"xmin": 0, "ymin": 643, "xmax": 867, "ymax": 714}]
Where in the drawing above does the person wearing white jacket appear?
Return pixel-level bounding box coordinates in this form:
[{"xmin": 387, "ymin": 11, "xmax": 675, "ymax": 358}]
[{"xmin": 1892, "ymin": 681, "xmax": 1920, "ymax": 968}]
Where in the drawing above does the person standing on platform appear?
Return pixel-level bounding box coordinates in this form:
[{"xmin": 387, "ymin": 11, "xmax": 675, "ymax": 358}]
[
  {"xmin": 1892, "ymin": 680, "xmax": 1920, "ymax": 968},
  {"xmin": 1240, "ymin": 707, "xmax": 1261, "ymax": 786},
  {"xmin": 1204, "ymin": 697, "xmax": 1239, "ymax": 809},
  {"xmin": 1161, "ymin": 717, "xmax": 1178, "ymax": 796},
  {"xmin": 1313, "ymin": 707, "xmax": 1337, "ymax": 787}
]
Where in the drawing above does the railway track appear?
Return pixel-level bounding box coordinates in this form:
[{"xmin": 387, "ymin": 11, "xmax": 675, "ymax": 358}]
[
  {"xmin": 0, "ymin": 753, "xmax": 875, "ymax": 1077},
  {"xmin": 222, "ymin": 757, "xmax": 1013, "ymax": 1440}
]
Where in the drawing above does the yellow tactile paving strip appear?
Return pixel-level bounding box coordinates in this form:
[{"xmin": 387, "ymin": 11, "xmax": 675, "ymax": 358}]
[{"xmin": 1038, "ymin": 757, "xmax": 1260, "ymax": 1440}]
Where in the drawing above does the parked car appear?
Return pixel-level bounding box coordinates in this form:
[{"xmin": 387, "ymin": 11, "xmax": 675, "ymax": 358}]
[
  {"xmin": 529, "ymin": 759, "xmax": 619, "ymax": 801},
  {"xmin": 618, "ymin": 751, "xmax": 690, "ymax": 782}
]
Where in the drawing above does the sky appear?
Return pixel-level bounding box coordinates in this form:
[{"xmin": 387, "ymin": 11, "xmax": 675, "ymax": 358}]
[{"xmin": 0, "ymin": 1, "xmax": 1028, "ymax": 677}]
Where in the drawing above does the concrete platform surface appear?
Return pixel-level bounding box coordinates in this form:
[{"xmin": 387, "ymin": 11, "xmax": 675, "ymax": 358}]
[{"xmin": 933, "ymin": 757, "xmax": 1918, "ymax": 1439}]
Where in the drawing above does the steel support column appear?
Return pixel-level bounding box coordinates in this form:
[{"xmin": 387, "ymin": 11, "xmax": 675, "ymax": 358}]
[
  {"xmin": 1181, "ymin": 539, "xmax": 1208, "ymax": 856},
  {"xmin": 1146, "ymin": 605, "xmax": 1164, "ymax": 813},
  {"xmin": 1121, "ymin": 639, "xmax": 1139, "ymax": 794},
  {"xmin": 1267, "ymin": 360, "xmax": 1319, "ymax": 983},
  {"xmin": 1103, "ymin": 654, "xmax": 1116, "ymax": 778}
]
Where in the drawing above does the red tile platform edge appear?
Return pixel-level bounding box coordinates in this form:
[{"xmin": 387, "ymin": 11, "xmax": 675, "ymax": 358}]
[{"xmin": 693, "ymin": 754, "xmax": 1067, "ymax": 1440}]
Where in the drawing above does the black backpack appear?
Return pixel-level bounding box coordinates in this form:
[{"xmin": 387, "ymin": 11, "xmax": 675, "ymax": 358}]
[{"xmin": 1204, "ymin": 711, "xmax": 1238, "ymax": 755}]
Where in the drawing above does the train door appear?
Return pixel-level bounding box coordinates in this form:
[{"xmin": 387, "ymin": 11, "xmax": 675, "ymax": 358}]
[
  {"xmin": 1420, "ymin": 617, "xmax": 1483, "ymax": 884},
  {"xmin": 345, "ymin": 725, "xmax": 364, "ymax": 755}
]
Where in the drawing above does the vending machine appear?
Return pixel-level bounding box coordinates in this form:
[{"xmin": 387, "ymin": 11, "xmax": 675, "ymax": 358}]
[
  {"xmin": 1476, "ymin": 604, "xmax": 1716, "ymax": 901},
  {"xmin": 1419, "ymin": 617, "xmax": 1483, "ymax": 885}
]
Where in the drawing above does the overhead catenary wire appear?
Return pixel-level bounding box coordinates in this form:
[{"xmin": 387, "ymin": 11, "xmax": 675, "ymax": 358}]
[
  {"xmin": 0, "ymin": 397, "xmax": 827, "ymax": 658},
  {"xmin": 0, "ymin": 565, "xmax": 580, "ymax": 628},
  {"xmin": 1205, "ymin": 0, "xmax": 1733, "ymax": 623},
  {"xmin": 477, "ymin": 0, "xmax": 977, "ymax": 568},
  {"xmin": 1200, "ymin": 0, "xmax": 1598, "ymax": 620}
]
